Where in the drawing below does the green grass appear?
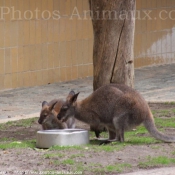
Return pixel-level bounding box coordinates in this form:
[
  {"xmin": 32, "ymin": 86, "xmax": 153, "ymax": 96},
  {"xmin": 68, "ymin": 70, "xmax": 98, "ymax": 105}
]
[
  {"xmin": 151, "ymin": 145, "xmax": 161, "ymax": 149},
  {"xmin": 172, "ymin": 151, "xmax": 175, "ymax": 155},
  {"xmin": 70, "ymin": 153, "xmax": 85, "ymax": 159},
  {"xmin": 164, "ymin": 102, "xmax": 175, "ymax": 105},
  {"xmin": 124, "ymin": 126, "xmax": 159, "ymax": 145},
  {"xmin": 154, "ymin": 117, "xmax": 175, "ymax": 128},
  {"xmin": 0, "ymin": 137, "xmax": 16, "ymax": 142},
  {"xmin": 90, "ymin": 143, "xmax": 125, "ymax": 152},
  {"xmin": 105, "ymin": 163, "xmax": 131, "ymax": 173},
  {"xmin": 0, "ymin": 140, "xmax": 36, "ymax": 150},
  {"xmin": 139, "ymin": 156, "xmax": 175, "ymax": 168},
  {"xmin": 171, "ymin": 109, "xmax": 175, "ymax": 113},
  {"xmin": 152, "ymin": 110, "xmax": 157, "ymax": 116},
  {"xmin": 53, "ymin": 160, "xmax": 60, "ymax": 165},
  {"xmin": 44, "ymin": 153, "xmax": 65, "ymax": 159},
  {"xmin": 0, "ymin": 117, "xmax": 38, "ymax": 129},
  {"xmin": 62, "ymin": 159, "xmax": 75, "ymax": 165},
  {"xmin": 88, "ymin": 163, "xmax": 131, "ymax": 174},
  {"xmin": 158, "ymin": 110, "xmax": 170, "ymax": 116},
  {"xmin": 49, "ymin": 145, "xmax": 84, "ymax": 151}
]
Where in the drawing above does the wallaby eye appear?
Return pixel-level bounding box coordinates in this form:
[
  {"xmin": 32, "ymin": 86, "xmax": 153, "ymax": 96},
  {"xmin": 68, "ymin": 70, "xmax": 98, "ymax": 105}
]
[{"xmin": 62, "ymin": 105, "xmax": 68, "ymax": 111}]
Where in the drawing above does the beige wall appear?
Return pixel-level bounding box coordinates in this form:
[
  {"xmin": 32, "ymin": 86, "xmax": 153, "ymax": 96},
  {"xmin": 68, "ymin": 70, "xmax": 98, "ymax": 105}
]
[
  {"xmin": 0, "ymin": 0, "xmax": 93, "ymax": 90},
  {"xmin": 0, "ymin": 0, "xmax": 175, "ymax": 90},
  {"xmin": 134, "ymin": 0, "xmax": 175, "ymax": 68}
]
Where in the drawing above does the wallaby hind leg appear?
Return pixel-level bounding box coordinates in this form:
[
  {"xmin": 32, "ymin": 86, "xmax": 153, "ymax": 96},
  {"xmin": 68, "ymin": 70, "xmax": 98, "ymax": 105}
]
[
  {"xmin": 113, "ymin": 114, "xmax": 128, "ymax": 142},
  {"xmin": 117, "ymin": 127, "xmax": 124, "ymax": 142},
  {"xmin": 109, "ymin": 130, "xmax": 116, "ymax": 140}
]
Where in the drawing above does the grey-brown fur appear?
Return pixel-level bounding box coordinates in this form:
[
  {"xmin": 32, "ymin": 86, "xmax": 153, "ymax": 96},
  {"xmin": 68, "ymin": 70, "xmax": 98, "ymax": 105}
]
[
  {"xmin": 90, "ymin": 125, "xmax": 106, "ymax": 138},
  {"xmin": 57, "ymin": 84, "xmax": 175, "ymax": 143},
  {"xmin": 38, "ymin": 99, "xmax": 75, "ymax": 130},
  {"xmin": 66, "ymin": 91, "xmax": 105, "ymax": 138}
]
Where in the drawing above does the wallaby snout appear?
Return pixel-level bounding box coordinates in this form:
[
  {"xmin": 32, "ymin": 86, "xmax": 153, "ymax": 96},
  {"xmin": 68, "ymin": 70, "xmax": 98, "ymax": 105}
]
[
  {"xmin": 57, "ymin": 114, "xmax": 61, "ymax": 120},
  {"xmin": 38, "ymin": 118, "xmax": 42, "ymax": 124}
]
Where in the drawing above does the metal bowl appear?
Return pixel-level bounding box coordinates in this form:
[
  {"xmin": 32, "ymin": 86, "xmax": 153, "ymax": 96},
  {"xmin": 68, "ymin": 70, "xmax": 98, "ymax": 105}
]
[{"xmin": 36, "ymin": 129, "xmax": 89, "ymax": 148}]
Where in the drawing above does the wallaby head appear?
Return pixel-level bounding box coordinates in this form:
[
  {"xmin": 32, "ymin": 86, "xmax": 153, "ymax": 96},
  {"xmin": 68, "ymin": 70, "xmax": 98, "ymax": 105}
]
[
  {"xmin": 57, "ymin": 91, "xmax": 79, "ymax": 122},
  {"xmin": 38, "ymin": 100, "xmax": 57, "ymax": 125}
]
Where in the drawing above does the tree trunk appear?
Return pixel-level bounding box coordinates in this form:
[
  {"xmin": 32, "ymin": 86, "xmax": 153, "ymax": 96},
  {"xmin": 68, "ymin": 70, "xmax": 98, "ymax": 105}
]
[{"xmin": 89, "ymin": 0, "xmax": 136, "ymax": 91}]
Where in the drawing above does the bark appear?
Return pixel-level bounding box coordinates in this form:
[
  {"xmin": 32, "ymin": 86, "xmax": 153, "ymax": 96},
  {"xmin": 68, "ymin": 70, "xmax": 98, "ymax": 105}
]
[{"xmin": 89, "ymin": 0, "xmax": 136, "ymax": 90}]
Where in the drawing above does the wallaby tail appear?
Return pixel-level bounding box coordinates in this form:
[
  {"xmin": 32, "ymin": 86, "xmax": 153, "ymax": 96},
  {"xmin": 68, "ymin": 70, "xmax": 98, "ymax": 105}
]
[{"xmin": 143, "ymin": 113, "xmax": 175, "ymax": 142}]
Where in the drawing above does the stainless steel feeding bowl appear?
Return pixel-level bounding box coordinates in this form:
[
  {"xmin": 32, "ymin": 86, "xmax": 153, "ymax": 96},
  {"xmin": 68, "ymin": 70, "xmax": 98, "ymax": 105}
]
[{"xmin": 36, "ymin": 129, "xmax": 89, "ymax": 148}]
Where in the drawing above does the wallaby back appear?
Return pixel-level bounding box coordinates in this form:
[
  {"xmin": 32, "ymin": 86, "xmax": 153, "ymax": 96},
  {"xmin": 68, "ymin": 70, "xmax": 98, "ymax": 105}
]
[{"xmin": 57, "ymin": 84, "xmax": 175, "ymax": 143}]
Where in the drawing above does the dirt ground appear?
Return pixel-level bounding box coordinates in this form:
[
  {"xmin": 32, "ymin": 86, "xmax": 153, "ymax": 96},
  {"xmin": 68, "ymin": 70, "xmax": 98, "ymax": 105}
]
[{"xmin": 0, "ymin": 103, "xmax": 175, "ymax": 175}]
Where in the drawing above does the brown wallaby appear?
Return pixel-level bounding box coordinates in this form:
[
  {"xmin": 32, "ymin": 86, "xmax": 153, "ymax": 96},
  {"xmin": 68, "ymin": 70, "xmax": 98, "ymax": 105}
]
[
  {"xmin": 65, "ymin": 90, "xmax": 105, "ymax": 138},
  {"xmin": 38, "ymin": 99, "xmax": 75, "ymax": 130},
  {"xmin": 57, "ymin": 84, "xmax": 175, "ymax": 143}
]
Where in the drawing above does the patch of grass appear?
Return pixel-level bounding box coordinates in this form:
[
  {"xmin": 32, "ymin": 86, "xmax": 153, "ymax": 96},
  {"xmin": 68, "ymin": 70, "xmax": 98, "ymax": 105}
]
[
  {"xmin": 0, "ymin": 117, "xmax": 38, "ymax": 130},
  {"xmin": 93, "ymin": 168, "xmax": 105, "ymax": 175},
  {"xmin": 74, "ymin": 163, "xmax": 86, "ymax": 172},
  {"xmin": 171, "ymin": 109, "xmax": 175, "ymax": 113},
  {"xmin": 126, "ymin": 136, "xmax": 158, "ymax": 144},
  {"xmin": 62, "ymin": 159, "xmax": 75, "ymax": 165},
  {"xmin": 164, "ymin": 102, "xmax": 175, "ymax": 105},
  {"xmin": 158, "ymin": 110, "xmax": 170, "ymax": 116},
  {"xmin": 53, "ymin": 160, "xmax": 60, "ymax": 165},
  {"xmin": 105, "ymin": 163, "xmax": 131, "ymax": 173},
  {"xmin": 103, "ymin": 144, "xmax": 125, "ymax": 151},
  {"xmin": 151, "ymin": 145, "xmax": 161, "ymax": 149},
  {"xmin": 124, "ymin": 126, "xmax": 159, "ymax": 145},
  {"xmin": 44, "ymin": 153, "xmax": 64, "ymax": 159},
  {"xmin": 89, "ymin": 142, "xmax": 125, "ymax": 152},
  {"xmin": 139, "ymin": 156, "xmax": 175, "ymax": 168},
  {"xmin": 172, "ymin": 151, "xmax": 175, "ymax": 155},
  {"xmin": 152, "ymin": 110, "xmax": 157, "ymax": 116},
  {"xmin": 70, "ymin": 153, "xmax": 85, "ymax": 159},
  {"xmin": 98, "ymin": 145, "xmax": 121, "ymax": 152},
  {"xmin": 126, "ymin": 126, "xmax": 147, "ymax": 136},
  {"xmin": 49, "ymin": 145, "xmax": 83, "ymax": 151},
  {"xmin": 11, "ymin": 118, "xmax": 38, "ymax": 127},
  {"xmin": 155, "ymin": 117, "xmax": 175, "ymax": 128},
  {"xmin": 0, "ymin": 140, "xmax": 36, "ymax": 150},
  {"xmin": 0, "ymin": 137, "xmax": 16, "ymax": 142}
]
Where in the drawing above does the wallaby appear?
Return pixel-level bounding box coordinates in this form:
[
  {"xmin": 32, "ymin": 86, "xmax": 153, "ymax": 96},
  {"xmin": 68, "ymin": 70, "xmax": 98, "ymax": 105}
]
[
  {"xmin": 65, "ymin": 90, "xmax": 105, "ymax": 138},
  {"xmin": 57, "ymin": 84, "xmax": 175, "ymax": 143},
  {"xmin": 38, "ymin": 99, "xmax": 75, "ymax": 130}
]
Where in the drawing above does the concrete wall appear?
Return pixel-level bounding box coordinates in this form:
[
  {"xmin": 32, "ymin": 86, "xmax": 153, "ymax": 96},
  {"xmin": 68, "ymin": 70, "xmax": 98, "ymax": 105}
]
[
  {"xmin": 134, "ymin": 0, "xmax": 175, "ymax": 67},
  {"xmin": 0, "ymin": 0, "xmax": 93, "ymax": 90},
  {"xmin": 0, "ymin": 0, "xmax": 175, "ymax": 90}
]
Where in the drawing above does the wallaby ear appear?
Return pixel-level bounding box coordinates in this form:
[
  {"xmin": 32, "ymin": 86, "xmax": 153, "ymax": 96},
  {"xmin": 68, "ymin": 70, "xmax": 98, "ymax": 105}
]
[
  {"xmin": 69, "ymin": 92, "xmax": 80, "ymax": 104},
  {"xmin": 42, "ymin": 101, "xmax": 48, "ymax": 107},
  {"xmin": 48, "ymin": 101, "xmax": 57, "ymax": 111},
  {"xmin": 66, "ymin": 90, "xmax": 75, "ymax": 101}
]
